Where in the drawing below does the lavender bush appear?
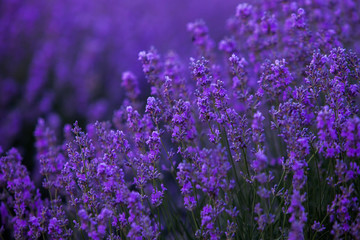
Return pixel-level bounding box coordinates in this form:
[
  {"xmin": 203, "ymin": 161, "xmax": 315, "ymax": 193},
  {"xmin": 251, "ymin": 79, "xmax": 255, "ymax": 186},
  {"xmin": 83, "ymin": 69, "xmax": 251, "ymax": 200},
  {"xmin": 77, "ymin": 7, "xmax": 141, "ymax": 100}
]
[{"xmin": 1, "ymin": 0, "xmax": 360, "ymax": 239}]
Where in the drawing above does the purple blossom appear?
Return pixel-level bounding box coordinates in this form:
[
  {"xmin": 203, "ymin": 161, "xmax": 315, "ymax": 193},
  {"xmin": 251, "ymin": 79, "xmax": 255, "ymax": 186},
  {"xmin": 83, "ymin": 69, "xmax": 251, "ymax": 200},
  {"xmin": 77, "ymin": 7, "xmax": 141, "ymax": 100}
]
[
  {"xmin": 258, "ymin": 59, "xmax": 293, "ymax": 101},
  {"xmin": 28, "ymin": 215, "xmax": 43, "ymax": 239},
  {"xmin": 228, "ymin": 54, "xmax": 250, "ymax": 109},
  {"xmin": 48, "ymin": 217, "xmax": 63, "ymax": 237},
  {"xmin": 200, "ymin": 204, "xmax": 220, "ymax": 240},
  {"xmin": 170, "ymin": 99, "xmax": 197, "ymax": 143},
  {"xmin": 235, "ymin": 3, "xmax": 253, "ymax": 20},
  {"xmin": 177, "ymin": 162, "xmax": 197, "ymax": 211},
  {"xmin": 197, "ymin": 148, "xmax": 230, "ymax": 198},
  {"xmin": 145, "ymin": 97, "xmax": 162, "ymax": 124},
  {"xmin": 254, "ymin": 203, "xmax": 275, "ymax": 231},
  {"xmin": 328, "ymin": 184, "xmax": 359, "ymax": 238},
  {"xmin": 187, "ymin": 20, "xmax": 214, "ymax": 57},
  {"xmin": 218, "ymin": 37, "xmax": 237, "ymax": 55},
  {"xmin": 341, "ymin": 116, "xmax": 360, "ymax": 158},
  {"xmin": 121, "ymin": 71, "xmax": 140, "ymax": 102},
  {"xmin": 127, "ymin": 192, "xmax": 159, "ymax": 239},
  {"xmin": 146, "ymin": 131, "xmax": 161, "ymax": 164},
  {"xmin": 287, "ymin": 190, "xmax": 307, "ymax": 240},
  {"xmin": 139, "ymin": 48, "xmax": 162, "ymax": 85},
  {"xmin": 251, "ymin": 111, "xmax": 265, "ymax": 145},
  {"xmin": 286, "ymin": 8, "xmax": 307, "ymax": 30},
  {"xmin": 151, "ymin": 184, "xmax": 166, "ymax": 207},
  {"xmin": 251, "ymin": 149, "xmax": 267, "ymax": 173},
  {"xmin": 225, "ymin": 220, "xmax": 237, "ymax": 239},
  {"xmin": 316, "ymin": 106, "xmax": 340, "ymax": 158},
  {"xmin": 190, "ymin": 57, "xmax": 212, "ymax": 87},
  {"xmin": 312, "ymin": 221, "xmax": 325, "ymax": 232}
]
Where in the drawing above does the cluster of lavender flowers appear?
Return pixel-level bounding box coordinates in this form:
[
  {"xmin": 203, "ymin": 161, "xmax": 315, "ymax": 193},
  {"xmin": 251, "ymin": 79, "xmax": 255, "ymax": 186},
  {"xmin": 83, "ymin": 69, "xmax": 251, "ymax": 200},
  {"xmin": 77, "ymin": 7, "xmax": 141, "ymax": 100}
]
[{"xmin": 1, "ymin": 0, "xmax": 360, "ymax": 239}]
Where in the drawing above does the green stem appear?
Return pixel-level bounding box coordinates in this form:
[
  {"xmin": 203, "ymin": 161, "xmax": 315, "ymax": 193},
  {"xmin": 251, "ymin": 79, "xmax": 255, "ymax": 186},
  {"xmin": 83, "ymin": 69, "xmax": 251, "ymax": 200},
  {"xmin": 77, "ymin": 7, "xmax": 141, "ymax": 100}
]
[
  {"xmin": 314, "ymin": 155, "xmax": 323, "ymax": 213},
  {"xmin": 191, "ymin": 210, "xmax": 199, "ymax": 230},
  {"xmin": 250, "ymin": 184, "xmax": 257, "ymax": 239},
  {"xmin": 109, "ymin": 219, "xmax": 114, "ymax": 240},
  {"xmin": 241, "ymin": 148, "xmax": 251, "ymax": 179},
  {"xmin": 221, "ymin": 128, "xmax": 241, "ymax": 188}
]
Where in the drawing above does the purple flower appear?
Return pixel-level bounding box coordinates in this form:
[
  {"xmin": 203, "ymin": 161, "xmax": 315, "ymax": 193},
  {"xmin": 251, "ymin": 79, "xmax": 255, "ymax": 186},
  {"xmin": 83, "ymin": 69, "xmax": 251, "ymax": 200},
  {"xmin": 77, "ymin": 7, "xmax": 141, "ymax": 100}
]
[
  {"xmin": 177, "ymin": 162, "xmax": 197, "ymax": 211},
  {"xmin": 258, "ymin": 59, "xmax": 293, "ymax": 101},
  {"xmin": 138, "ymin": 48, "xmax": 161, "ymax": 84},
  {"xmin": 145, "ymin": 97, "xmax": 162, "ymax": 124},
  {"xmin": 121, "ymin": 71, "xmax": 140, "ymax": 101},
  {"xmin": 254, "ymin": 203, "xmax": 275, "ymax": 231},
  {"xmin": 146, "ymin": 131, "xmax": 161, "ymax": 164},
  {"xmin": 312, "ymin": 221, "xmax": 325, "ymax": 232},
  {"xmin": 251, "ymin": 149, "xmax": 267, "ymax": 173},
  {"xmin": 171, "ymin": 99, "xmax": 197, "ymax": 143},
  {"xmin": 190, "ymin": 57, "xmax": 212, "ymax": 87},
  {"xmin": 200, "ymin": 204, "xmax": 220, "ymax": 239},
  {"xmin": 48, "ymin": 217, "xmax": 63, "ymax": 237},
  {"xmin": 187, "ymin": 20, "xmax": 214, "ymax": 57},
  {"xmin": 251, "ymin": 111, "xmax": 265, "ymax": 145},
  {"xmin": 341, "ymin": 116, "xmax": 360, "ymax": 158},
  {"xmin": 151, "ymin": 184, "xmax": 166, "ymax": 207},
  {"xmin": 316, "ymin": 106, "xmax": 340, "ymax": 158},
  {"xmin": 28, "ymin": 215, "xmax": 43, "ymax": 239},
  {"xmin": 286, "ymin": 8, "xmax": 307, "ymax": 30},
  {"xmin": 219, "ymin": 37, "xmax": 237, "ymax": 55},
  {"xmin": 287, "ymin": 190, "xmax": 307, "ymax": 240},
  {"xmin": 328, "ymin": 184, "xmax": 358, "ymax": 238},
  {"xmin": 235, "ymin": 3, "xmax": 253, "ymax": 20}
]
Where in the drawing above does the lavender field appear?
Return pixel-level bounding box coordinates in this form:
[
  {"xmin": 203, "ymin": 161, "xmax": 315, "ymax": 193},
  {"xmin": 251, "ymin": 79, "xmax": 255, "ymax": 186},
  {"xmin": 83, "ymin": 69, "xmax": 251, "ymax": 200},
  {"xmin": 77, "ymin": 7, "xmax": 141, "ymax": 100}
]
[{"xmin": 1, "ymin": 0, "xmax": 360, "ymax": 239}]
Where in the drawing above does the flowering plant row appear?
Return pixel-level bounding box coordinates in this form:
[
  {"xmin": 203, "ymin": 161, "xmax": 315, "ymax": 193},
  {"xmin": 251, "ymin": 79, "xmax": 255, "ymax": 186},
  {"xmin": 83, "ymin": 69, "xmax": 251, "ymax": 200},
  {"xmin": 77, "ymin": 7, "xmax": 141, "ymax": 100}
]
[{"xmin": 1, "ymin": 1, "xmax": 360, "ymax": 239}]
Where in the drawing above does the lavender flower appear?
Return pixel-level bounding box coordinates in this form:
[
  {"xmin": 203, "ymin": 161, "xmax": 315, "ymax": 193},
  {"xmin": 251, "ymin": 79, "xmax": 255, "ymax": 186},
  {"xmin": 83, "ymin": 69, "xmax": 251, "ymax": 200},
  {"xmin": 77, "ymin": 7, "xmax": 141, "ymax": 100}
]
[
  {"xmin": 316, "ymin": 106, "xmax": 340, "ymax": 158},
  {"xmin": 177, "ymin": 162, "xmax": 197, "ymax": 211},
  {"xmin": 121, "ymin": 71, "xmax": 140, "ymax": 102},
  {"xmin": 200, "ymin": 204, "xmax": 220, "ymax": 239},
  {"xmin": 341, "ymin": 116, "xmax": 360, "ymax": 158},
  {"xmin": 151, "ymin": 184, "xmax": 166, "ymax": 207},
  {"xmin": 312, "ymin": 221, "xmax": 325, "ymax": 232},
  {"xmin": 187, "ymin": 20, "xmax": 214, "ymax": 58},
  {"xmin": 139, "ymin": 48, "xmax": 162, "ymax": 86},
  {"xmin": 258, "ymin": 59, "xmax": 293, "ymax": 101},
  {"xmin": 171, "ymin": 99, "xmax": 197, "ymax": 143},
  {"xmin": 287, "ymin": 190, "xmax": 307, "ymax": 240}
]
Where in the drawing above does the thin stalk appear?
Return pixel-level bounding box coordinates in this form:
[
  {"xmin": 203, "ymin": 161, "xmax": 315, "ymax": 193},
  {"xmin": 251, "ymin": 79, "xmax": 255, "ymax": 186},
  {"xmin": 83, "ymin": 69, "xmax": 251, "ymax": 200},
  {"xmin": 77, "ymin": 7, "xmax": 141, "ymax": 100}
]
[
  {"xmin": 191, "ymin": 210, "xmax": 199, "ymax": 230},
  {"xmin": 221, "ymin": 128, "xmax": 241, "ymax": 188},
  {"xmin": 241, "ymin": 148, "xmax": 251, "ymax": 179},
  {"xmin": 109, "ymin": 219, "xmax": 114, "ymax": 240},
  {"xmin": 270, "ymin": 169, "xmax": 286, "ymax": 212},
  {"xmin": 250, "ymin": 184, "xmax": 257, "ymax": 239},
  {"xmin": 157, "ymin": 207, "xmax": 161, "ymax": 232},
  {"xmin": 314, "ymin": 155, "xmax": 323, "ymax": 213}
]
